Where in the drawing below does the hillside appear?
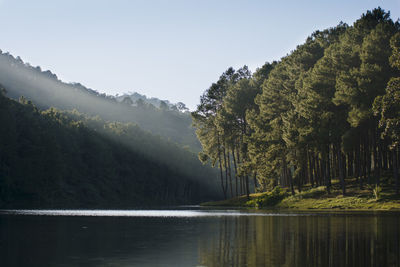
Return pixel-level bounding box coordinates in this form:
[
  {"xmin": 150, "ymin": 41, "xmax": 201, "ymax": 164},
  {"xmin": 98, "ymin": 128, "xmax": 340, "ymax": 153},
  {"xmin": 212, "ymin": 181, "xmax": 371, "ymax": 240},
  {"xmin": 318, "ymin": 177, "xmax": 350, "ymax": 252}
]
[
  {"xmin": 0, "ymin": 52, "xmax": 200, "ymax": 151},
  {"xmin": 0, "ymin": 91, "xmax": 219, "ymax": 208}
]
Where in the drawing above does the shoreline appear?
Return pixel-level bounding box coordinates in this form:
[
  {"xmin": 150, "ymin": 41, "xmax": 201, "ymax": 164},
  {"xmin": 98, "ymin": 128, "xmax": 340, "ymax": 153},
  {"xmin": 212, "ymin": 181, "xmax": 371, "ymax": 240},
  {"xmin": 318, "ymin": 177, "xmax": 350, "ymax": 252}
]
[{"xmin": 201, "ymin": 181, "xmax": 400, "ymax": 211}]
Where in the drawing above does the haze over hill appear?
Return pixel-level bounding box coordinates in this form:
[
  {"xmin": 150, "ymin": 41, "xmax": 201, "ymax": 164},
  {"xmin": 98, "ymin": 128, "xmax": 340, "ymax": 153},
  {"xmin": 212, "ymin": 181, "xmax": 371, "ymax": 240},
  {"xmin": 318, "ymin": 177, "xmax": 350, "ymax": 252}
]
[
  {"xmin": 115, "ymin": 92, "xmax": 189, "ymax": 112},
  {"xmin": 0, "ymin": 52, "xmax": 200, "ymax": 151},
  {"xmin": 0, "ymin": 51, "xmax": 222, "ymax": 208},
  {"xmin": 0, "ymin": 90, "xmax": 220, "ymax": 207}
]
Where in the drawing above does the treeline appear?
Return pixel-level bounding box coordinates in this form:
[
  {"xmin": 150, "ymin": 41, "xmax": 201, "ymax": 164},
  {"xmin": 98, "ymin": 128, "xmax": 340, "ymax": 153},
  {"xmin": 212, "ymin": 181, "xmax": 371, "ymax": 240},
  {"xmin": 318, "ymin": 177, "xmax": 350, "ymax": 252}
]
[
  {"xmin": 0, "ymin": 53, "xmax": 200, "ymax": 151},
  {"xmin": 192, "ymin": 8, "xmax": 400, "ymax": 199},
  {"xmin": 0, "ymin": 90, "xmax": 219, "ymax": 208},
  {"xmin": 115, "ymin": 92, "xmax": 190, "ymax": 112}
]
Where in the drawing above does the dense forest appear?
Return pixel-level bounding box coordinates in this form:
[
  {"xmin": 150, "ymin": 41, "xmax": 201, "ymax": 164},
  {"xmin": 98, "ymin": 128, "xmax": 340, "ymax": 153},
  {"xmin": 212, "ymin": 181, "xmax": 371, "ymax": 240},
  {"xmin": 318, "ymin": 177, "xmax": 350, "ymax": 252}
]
[
  {"xmin": 0, "ymin": 88, "xmax": 219, "ymax": 208},
  {"xmin": 0, "ymin": 55, "xmax": 200, "ymax": 151},
  {"xmin": 0, "ymin": 43, "xmax": 225, "ymax": 207},
  {"xmin": 193, "ymin": 8, "xmax": 400, "ymax": 199}
]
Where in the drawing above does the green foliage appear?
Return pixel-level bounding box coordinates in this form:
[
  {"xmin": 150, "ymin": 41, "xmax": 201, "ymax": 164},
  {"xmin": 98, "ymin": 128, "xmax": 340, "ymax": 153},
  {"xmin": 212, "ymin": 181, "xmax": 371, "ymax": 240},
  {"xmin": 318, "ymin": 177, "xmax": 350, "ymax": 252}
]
[
  {"xmin": 192, "ymin": 65, "xmax": 258, "ymax": 199},
  {"xmin": 0, "ymin": 93, "xmax": 220, "ymax": 208},
  {"xmin": 373, "ymin": 32, "xmax": 400, "ymax": 149},
  {"xmin": 369, "ymin": 184, "xmax": 383, "ymax": 200},
  {"xmin": 247, "ymin": 186, "xmax": 287, "ymax": 208},
  {"xmin": 195, "ymin": 7, "xmax": 400, "ymax": 201},
  {"xmin": 0, "ymin": 53, "xmax": 200, "ymax": 151},
  {"xmin": 204, "ymin": 179, "xmax": 400, "ymax": 210},
  {"xmin": 290, "ymin": 186, "xmax": 327, "ymax": 200}
]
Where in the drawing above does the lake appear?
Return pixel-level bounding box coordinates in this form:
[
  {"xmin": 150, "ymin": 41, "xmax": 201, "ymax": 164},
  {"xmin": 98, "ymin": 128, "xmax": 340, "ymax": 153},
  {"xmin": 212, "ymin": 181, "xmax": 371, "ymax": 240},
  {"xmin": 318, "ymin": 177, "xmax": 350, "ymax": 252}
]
[{"xmin": 0, "ymin": 208, "xmax": 399, "ymax": 267}]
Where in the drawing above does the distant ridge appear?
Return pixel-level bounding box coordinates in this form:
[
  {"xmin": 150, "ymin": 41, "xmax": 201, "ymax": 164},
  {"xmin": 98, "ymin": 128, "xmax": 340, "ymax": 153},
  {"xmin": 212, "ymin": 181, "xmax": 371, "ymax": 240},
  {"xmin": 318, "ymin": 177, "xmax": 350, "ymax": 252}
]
[
  {"xmin": 0, "ymin": 50, "xmax": 200, "ymax": 150},
  {"xmin": 115, "ymin": 92, "xmax": 190, "ymax": 112}
]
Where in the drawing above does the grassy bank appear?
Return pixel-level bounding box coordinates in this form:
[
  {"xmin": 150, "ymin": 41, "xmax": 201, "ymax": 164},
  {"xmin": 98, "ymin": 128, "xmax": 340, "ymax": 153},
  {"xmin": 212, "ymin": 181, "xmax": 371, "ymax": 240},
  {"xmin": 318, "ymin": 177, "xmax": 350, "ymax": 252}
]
[{"xmin": 202, "ymin": 176, "xmax": 400, "ymax": 211}]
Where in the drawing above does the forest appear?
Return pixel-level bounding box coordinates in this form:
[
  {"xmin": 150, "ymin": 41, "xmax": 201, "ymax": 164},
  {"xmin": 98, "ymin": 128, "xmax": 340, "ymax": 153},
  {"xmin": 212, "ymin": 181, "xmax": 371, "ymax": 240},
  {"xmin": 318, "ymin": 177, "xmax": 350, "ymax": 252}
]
[
  {"xmin": 0, "ymin": 53, "xmax": 200, "ymax": 151},
  {"xmin": 192, "ymin": 8, "xmax": 400, "ymax": 200},
  {"xmin": 0, "ymin": 88, "xmax": 219, "ymax": 208},
  {"xmin": 0, "ymin": 37, "xmax": 228, "ymax": 207}
]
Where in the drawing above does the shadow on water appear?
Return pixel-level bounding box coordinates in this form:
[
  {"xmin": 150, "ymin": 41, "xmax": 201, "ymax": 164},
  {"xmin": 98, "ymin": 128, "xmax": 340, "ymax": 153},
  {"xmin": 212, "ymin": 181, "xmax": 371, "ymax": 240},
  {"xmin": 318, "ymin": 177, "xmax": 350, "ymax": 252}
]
[{"xmin": 0, "ymin": 209, "xmax": 399, "ymax": 267}]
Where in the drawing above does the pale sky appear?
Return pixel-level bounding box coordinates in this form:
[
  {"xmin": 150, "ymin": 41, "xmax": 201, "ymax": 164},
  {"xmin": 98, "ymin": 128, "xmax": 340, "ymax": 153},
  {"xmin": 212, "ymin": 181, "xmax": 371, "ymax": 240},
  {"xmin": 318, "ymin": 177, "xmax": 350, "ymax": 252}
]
[{"xmin": 0, "ymin": 0, "xmax": 399, "ymax": 109}]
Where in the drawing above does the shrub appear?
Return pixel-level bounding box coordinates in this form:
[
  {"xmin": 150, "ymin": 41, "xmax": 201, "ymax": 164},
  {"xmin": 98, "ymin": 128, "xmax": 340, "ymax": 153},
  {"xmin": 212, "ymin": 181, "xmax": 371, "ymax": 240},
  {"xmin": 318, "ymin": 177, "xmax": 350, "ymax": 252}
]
[
  {"xmin": 373, "ymin": 185, "xmax": 382, "ymax": 201},
  {"xmin": 367, "ymin": 184, "xmax": 383, "ymax": 200},
  {"xmin": 253, "ymin": 186, "xmax": 287, "ymax": 208}
]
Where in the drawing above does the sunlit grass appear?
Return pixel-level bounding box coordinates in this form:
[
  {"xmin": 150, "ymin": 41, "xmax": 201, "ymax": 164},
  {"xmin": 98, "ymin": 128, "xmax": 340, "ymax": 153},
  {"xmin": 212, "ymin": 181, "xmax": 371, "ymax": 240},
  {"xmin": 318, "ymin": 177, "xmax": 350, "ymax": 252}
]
[{"xmin": 202, "ymin": 174, "xmax": 400, "ymax": 210}]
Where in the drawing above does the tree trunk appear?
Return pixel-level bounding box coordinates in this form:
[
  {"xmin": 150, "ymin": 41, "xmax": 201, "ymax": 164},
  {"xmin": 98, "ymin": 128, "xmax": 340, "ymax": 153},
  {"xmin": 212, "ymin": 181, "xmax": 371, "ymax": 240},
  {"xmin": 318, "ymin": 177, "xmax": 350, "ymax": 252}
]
[
  {"xmin": 373, "ymin": 128, "xmax": 379, "ymax": 181},
  {"xmin": 361, "ymin": 140, "xmax": 366, "ymax": 189},
  {"xmin": 235, "ymin": 144, "xmax": 243, "ymax": 195},
  {"xmin": 322, "ymin": 151, "xmax": 330, "ymax": 194},
  {"xmin": 328, "ymin": 145, "xmax": 332, "ymax": 188},
  {"xmin": 227, "ymin": 150, "xmax": 233, "ymax": 198},
  {"xmin": 326, "ymin": 146, "xmax": 331, "ymax": 193},
  {"xmin": 377, "ymin": 139, "xmax": 382, "ymax": 186},
  {"xmin": 245, "ymin": 175, "xmax": 250, "ymax": 199},
  {"xmin": 284, "ymin": 158, "xmax": 295, "ymax": 195},
  {"xmin": 232, "ymin": 146, "xmax": 238, "ymax": 197},
  {"xmin": 253, "ymin": 171, "xmax": 257, "ymax": 193},
  {"xmin": 222, "ymin": 144, "xmax": 229, "ymax": 198},
  {"xmin": 367, "ymin": 133, "xmax": 372, "ymax": 184},
  {"xmin": 348, "ymin": 152, "xmax": 353, "ymax": 177},
  {"xmin": 314, "ymin": 154, "xmax": 320, "ymax": 186},
  {"xmin": 217, "ymin": 135, "xmax": 226, "ymax": 199},
  {"xmin": 355, "ymin": 145, "xmax": 361, "ymax": 187},
  {"xmin": 337, "ymin": 144, "xmax": 346, "ymax": 195},
  {"xmin": 383, "ymin": 143, "xmax": 388, "ymax": 170},
  {"xmin": 308, "ymin": 150, "xmax": 315, "ymax": 187},
  {"xmin": 295, "ymin": 164, "xmax": 302, "ymax": 193},
  {"xmin": 393, "ymin": 147, "xmax": 399, "ymax": 195}
]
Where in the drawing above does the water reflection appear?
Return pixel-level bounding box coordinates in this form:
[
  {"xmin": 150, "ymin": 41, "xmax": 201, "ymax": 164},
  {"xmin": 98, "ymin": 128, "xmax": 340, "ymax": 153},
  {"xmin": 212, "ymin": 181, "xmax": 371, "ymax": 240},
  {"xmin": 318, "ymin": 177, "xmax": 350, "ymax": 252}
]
[
  {"xmin": 198, "ymin": 215, "xmax": 400, "ymax": 267},
  {"xmin": 0, "ymin": 210, "xmax": 399, "ymax": 267}
]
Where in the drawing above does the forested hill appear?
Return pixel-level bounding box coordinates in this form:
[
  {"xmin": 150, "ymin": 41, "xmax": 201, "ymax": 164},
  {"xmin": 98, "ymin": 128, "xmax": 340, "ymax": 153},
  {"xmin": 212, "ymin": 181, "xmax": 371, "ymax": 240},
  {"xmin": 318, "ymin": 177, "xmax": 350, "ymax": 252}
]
[
  {"xmin": 0, "ymin": 90, "xmax": 219, "ymax": 208},
  {"xmin": 193, "ymin": 8, "xmax": 400, "ymax": 200},
  {"xmin": 0, "ymin": 54, "xmax": 200, "ymax": 151},
  {"xmin": 115, "ymin": 92, "xmax": 189, "ymax": 112}
]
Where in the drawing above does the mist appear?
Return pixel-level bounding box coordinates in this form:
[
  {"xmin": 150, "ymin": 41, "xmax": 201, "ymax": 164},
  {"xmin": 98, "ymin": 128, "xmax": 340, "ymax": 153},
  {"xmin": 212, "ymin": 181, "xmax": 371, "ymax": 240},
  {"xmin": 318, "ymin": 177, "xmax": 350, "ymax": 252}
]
[
  {"xmin": 0, "ymin": 51, "xmax": 200, "ymax": 147},
  {"xmin": 0, "ymin": 50, "xmax": 222, "ymax": 201}
]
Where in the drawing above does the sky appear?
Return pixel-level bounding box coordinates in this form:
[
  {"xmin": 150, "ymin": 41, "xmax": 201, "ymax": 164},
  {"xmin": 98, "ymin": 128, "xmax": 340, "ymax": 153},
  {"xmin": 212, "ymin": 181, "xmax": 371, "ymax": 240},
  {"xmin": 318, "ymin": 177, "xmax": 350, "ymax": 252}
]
[{"xmin": 0, "ymin": 0, "xmax": 399, "ymax": 109}]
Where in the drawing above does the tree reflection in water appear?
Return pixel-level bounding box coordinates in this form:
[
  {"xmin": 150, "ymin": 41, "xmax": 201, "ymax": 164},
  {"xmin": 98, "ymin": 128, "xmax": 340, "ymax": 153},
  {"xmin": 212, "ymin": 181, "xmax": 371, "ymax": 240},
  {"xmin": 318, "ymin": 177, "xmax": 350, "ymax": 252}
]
[{"xmin": 198, "ymin": 214, "xmax": 400, "ymax": 267}]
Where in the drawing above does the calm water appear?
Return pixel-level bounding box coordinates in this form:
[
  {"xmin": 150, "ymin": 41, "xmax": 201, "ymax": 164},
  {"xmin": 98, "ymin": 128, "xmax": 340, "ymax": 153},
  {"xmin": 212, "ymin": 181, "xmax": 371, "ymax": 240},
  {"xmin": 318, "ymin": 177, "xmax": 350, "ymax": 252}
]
[{"xmin": 0, "ymin": 208, "xmax": 399, "ymax": 267}]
